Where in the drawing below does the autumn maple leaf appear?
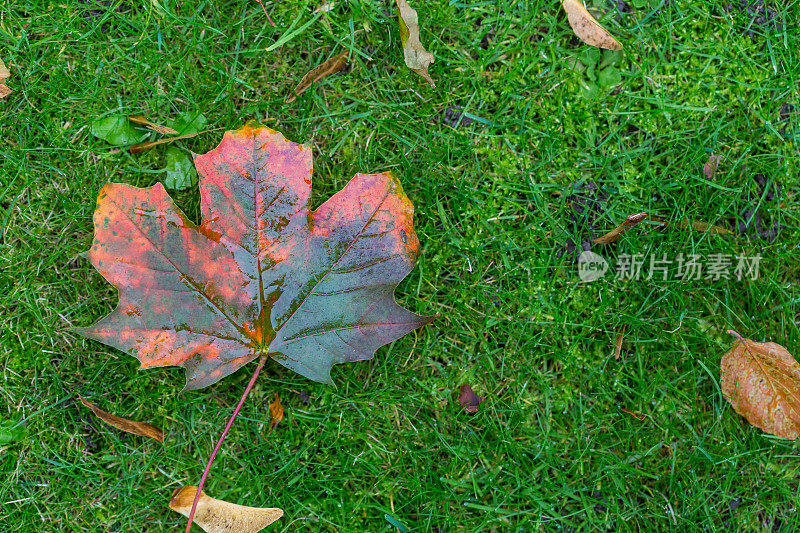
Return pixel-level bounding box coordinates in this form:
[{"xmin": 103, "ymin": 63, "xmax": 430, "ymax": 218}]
[{"xmin": 73, "ymin": 122, "xmax": 433, "ymax": 390}]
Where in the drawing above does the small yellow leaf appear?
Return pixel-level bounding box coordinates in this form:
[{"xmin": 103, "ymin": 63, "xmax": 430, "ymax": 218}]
[
  {"xmin": 169, "ymin": 486, "xmax": 283, "ymax": 533},
  {"xmin": 721, "ymin": 331, "xmax": 800, "ymax": 440},
  {"xmin": 268, "ymin": 392, "xmax": 283, "ymax": 434},
  {"xmin": 561, "ymin": 0, "xmax": 623, "ymax": 50},
  {"xmin": 78, "ymin": 395, "xmax": 163, "ymax": 442},
  {"xmin": 395, "ymin": 0, "xmax": 435, "ymax": 87}
]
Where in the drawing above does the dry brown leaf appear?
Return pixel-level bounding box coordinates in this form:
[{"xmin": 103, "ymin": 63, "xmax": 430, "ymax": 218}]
[
  {"xmin": 458, "ymin": 384, "xmax": 481, "ymax": 414},
  {"xmin": 704, "ymin": 154, "xmax": 723, "ymax": 179},
  {"xmin": 285, "ymin": 51, "xmax": 350, "ymax": 104},
  {"xmin": 614, "ymin": 325, "xmax": 626, "ymax": 360},
  {"xmin": 1, "ymin": 59, "xmax": 11, "ymax": 99},
  {"xmin": 396, "ymin": 0, "xmax": 435, "ymax": 87},
  {"xmin": 561, "ymin": 0, "xmax": 623, "ymax": 50},
  {"xmin": 721, "ymin": 331, "xmax": 800, "ymax": 440},
  {"xmin": 593, "ymin": 212, "xmax": 647, "ymax": 244},
  {"xmin": 268, "ymin": 392, "xmax": 283, "ymax": 434},
  {"xmin": 129, "ymin": 127, "xmax": 222, "ymax": 154},
  {"xmin": 78, "ymin": 395, "xmax": 163, "ymax": 442},
  {"xmin": 129, "ymin": 115, "xmax": 179, "ymax": 135},
  {"xmin": 169, "ymin": 486, "xmax": 283, "ymax": 533}
]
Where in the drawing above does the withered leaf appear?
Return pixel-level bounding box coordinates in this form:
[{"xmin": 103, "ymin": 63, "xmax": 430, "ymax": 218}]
[
  {"xmin": 704, "ymin": 154, "xmax": 723, "ymax": 179},
  {"xmin": 721, "ymin": 331, "xmax": 800, "ymax": 440},
  {"xmin": 650, "ymin": 214, "xmax": 731, "ymax": 235},
  {"xmin": 1, "ymin": 59, "xmax": 11, "ymax": 99},
  {"xmin": 396, "ymin": 0, "xmax": 435, "ymax": 87},
  {"xmin": 458, "ymin": 384, "xmax": 481, "ymax": 414},
  {"xmin": 268, "ymin": 392, "xmax": 283, "ymax": 434},
  {"xmin": 593, "ymin": 212, "xmax": 647, "ymax": 244},
  {"xmin": 169, "ymin": 486, "xmax": 283, "ymax": 533},
  {"xmin": 78, "ymin": 395, "xmax": 163, "ymax": 442},
  {"xmin": 72, "ymin": 123, "xmax": 434, "ymax": 389},
  {"xmin": 561, "ymin": 0, "xmax": 623, "ymax": 50},
  {"xmin": 286, "ymin": 51, "xmax": 350, "ymax": 104},
  {"xmin": 614, "ymin": 325, "xmax": 625, "ymax": 360},
  {"xmin": 129, "ymin": 115, "xmax": 179, "ymax": 135},
  {"xmin": 129, "ymin": 128, "xmax": 221, "ymax": 154}
]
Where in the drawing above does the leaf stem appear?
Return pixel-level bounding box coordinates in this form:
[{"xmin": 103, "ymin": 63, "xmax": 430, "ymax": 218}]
[{"xmin": 184, "ymin": 353, "xmax": 268, "ymax": 533}]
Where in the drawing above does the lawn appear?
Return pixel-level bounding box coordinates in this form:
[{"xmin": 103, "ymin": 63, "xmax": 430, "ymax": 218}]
[{"xmin": 1, "ymin": 0, "xmax": 799, "ymax": 531}]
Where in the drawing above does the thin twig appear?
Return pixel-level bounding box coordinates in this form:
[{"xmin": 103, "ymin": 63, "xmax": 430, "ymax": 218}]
[
  {"xmin": 184, "ymin": 353, "xmax": 268, "ymax": 533},
  {"xmin": 257, "ymin": 0, "xmax": 275, "ymax": 27}
]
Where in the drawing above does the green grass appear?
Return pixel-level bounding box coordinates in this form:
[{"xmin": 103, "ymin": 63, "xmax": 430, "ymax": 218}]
[{"xmin": 2, "ymin": 0, "xmax": 800, "ymax": 531}]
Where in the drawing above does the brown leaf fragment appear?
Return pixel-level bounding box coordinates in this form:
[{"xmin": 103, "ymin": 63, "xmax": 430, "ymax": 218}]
[
  {"xmin": 285, "ymin": 51, "xmax": 350, "ymax": 104},
  {"xmin": 614, "ymin": 325, "xmax": 626, "ymax": 360},
  {"xmin": 704, "ymin": 154, "xmax": 723, "ymax": 179},
  {"xmin": 268, "ymin": 393, "xmax": 283, "ymax": 434},
  {"xmin": 0, "ymin": 85, "xmax": 11, "ymax": 99},
  {"xmin": 0, "ymin": 59, "xmax": 9, "ymax": 80},
  {"xmin": 458, "ymin": 384, "xmax": 481, "ymax": 414},
  {"xmin": 561, "ymin": 0, "xmax": 623, "ymax": 50},
  {"xmin": 593, "ymin": 212, "xmax": 647, "ymax": 244},
  {"xmin": 396, "ymin": 0, "xmax": 435, "ymax": 87},
  {"xmin": 169, "ymin": 486, "xmax": 283, "ymax": 533},
  {"xmin": 721, "ymin": 330, "xmax": 800, "ymax": 440},
  {"xmin": 77, "ymin": 395, "xmax": 163, "ymax": 442},
  {"xmin": 129, "ymin": 127, "xmax": 222, "ymax": 154},
  {"xmin": 129, "ymin": 115, "xmax": 179, "ymax": 135}
]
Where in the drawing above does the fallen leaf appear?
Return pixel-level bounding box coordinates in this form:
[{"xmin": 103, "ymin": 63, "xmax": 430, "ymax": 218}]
[
  {"xmin": 721, "ymin": 330, "xmax": 800, "ymax": 440},
  {"xmin": 169, "ymin": 111, "xmax": 208, "ymax": 136},
  {"xmin": 0, "ymin": 58, "xmax": 10, "ymax": 99},
  {"xmin": 129, "ymin": 115, "xmax": 179, "ymax": 135},
  {"xmin": 129, "ymin": 128, "xmax": 221, "ymax": 154},
  {"xmin": 458, "ymin": 384, "xmax": 481, "ymax": 414},
  {"xmin": 169, "ymin": 486, "xmax": 283, "ymax": 533},
  {"xmin": 268, "ymin": 393, "xmax": 283, "ymax": 434},
  {"xmin": 650, "ymin": 215, "xmax": 731, "ymax": 235},
  {"xmin": 72, "ymin": 122, "xmax": 434, "ymax": 389},
  {"xmin": 704, "ymin": 154, "xmax": 723, "ymax": 179},
  {"xmin": 92, "ymin": 115, "xmax": 141, "ymax": 146},
  {"xmin": 593, "ymin": 212, "xmax": 647, "ymax": 244},
  {"xmin": 164, "ymin": 146, "xmax": 198, "ymax": 190},
  {"xmin": 78, "ymin": 395, "xmax": 163, "ymax": 442},
  {"xmin": 614, "ymin": 325, "xmax": 625, "ymax": 360},
  {"xmin": 562, "ymin": 0, "xmax": 623, "ymax": 50},
  {"xmin": 396, "ymin": 0, "xmax": 435, "ymax": 87},
  {"xmin": 286, "ymin": 51, "xmax": 350, "ymax": 104}
]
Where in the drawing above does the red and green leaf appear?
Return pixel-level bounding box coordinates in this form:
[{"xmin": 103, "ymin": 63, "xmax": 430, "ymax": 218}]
[{"xmin": 73, "ymin": 122, "xmax": 433, "ymax": 389}]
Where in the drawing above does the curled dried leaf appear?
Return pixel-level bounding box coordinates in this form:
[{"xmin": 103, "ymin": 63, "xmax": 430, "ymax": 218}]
[
  {"xmin": 169, "ymin": 486, "xmax": 283, "ymax": 533},
  {"xmin": 286, "ymin": 51, "xmax": 350, "ymax": 104},
  {"xmin": 561, "ymin": 0, "xmax": 623, "ymax": 50},
  {"xmin": 268, "ymin": 392, "xmax": 283, "ymax": 434},
  {"xmin": 458, "ymin": 384, "xmax": 481, "ymax": 414},
  {"xmin": 704, "ymin": 154, "xmax": 723, "ymax": 179},
  {"xmin": 78, "ymin": 395, "xmax": 163, "ymax": 442},
  {"xmin": 396, "ymin": 0, "xmax": 435, "ymax": 87},
  {"xmin": 129, "ymin": 115, "xmax": 179, "ymax": 135},
  {"xmin": 593, "ymin": 212, "xmax": 647, "ymax": 244},
  {"xmin": 721, "ymin": 331, "xmax": 800, "ymax": 440},
  {"xmin": 129, "ymin": 128, "xmax": 221, "ymax": 154}
]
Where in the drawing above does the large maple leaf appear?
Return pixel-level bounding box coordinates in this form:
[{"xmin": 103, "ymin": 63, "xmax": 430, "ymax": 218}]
[{"xmin": 74, "ymin": 123, "xmax": 433, "ymax": 389}]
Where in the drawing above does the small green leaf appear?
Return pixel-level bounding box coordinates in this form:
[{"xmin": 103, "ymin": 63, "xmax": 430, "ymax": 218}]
[
  {"xmin": 169, "ymin": 112, "xmax": 207, "ymax": 136},
  {"xmin": 0, "ymin": 418, "xmax": 27, "ymax": 445},
  {"xmin": 91, "ymin": 115, "xmax": 140, "ymax": 146},
  {"xmin": 164, "ymin": 146, "xmax": 197, "ymax": 190},
  {"xmin": 580, "ymin": 81, "xmax": 600, "ymax": 99},
  {"xmin": 600, "ymin": 49, "xmax": 624, "ymax": 68},
  {"xmin": 578, "ymin": 48, "xmax": 601, "ymax": 68},
  {"xmin": 598, "ymin": 66, "xmax": 622, "ymax": 87}
]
